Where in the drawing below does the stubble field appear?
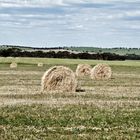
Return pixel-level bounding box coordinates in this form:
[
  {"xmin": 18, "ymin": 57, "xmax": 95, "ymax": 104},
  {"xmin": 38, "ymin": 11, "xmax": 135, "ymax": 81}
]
[{"xmin": 0, "ymin": 57, "xmax": 140, "ymax": 139}]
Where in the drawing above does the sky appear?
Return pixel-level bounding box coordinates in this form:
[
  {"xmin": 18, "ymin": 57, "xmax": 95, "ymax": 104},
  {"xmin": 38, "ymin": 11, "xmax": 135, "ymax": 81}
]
[{"xmin": 0, "ymin": 0, "xmax": 140, "ymax": 48}]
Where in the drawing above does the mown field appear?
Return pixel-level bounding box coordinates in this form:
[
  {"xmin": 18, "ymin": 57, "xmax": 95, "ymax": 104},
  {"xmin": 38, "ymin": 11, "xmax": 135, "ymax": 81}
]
[{"xmin": 0, "ymin": 57, "xmax": 140, "ymax": 140}]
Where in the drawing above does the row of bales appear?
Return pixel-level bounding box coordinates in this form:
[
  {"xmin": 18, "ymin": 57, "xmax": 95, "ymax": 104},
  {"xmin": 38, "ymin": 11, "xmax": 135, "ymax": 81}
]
[
  {"xmin": 9, "ymin": 62, "xmax": 112, "ymax": 93},
  {"xmin": 10, "ymin": 62, "xmax": 44, "ymax": 68}
]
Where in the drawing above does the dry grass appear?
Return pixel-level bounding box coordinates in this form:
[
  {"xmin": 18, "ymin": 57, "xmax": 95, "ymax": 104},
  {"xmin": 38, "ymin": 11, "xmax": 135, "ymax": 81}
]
[
  {"xmin": 0, "ymin": 64, "xmax": 139, "ymax": 108},
  {"xmin": 0, "ymin": 61, "xmax": 140, "ymax": 139}
]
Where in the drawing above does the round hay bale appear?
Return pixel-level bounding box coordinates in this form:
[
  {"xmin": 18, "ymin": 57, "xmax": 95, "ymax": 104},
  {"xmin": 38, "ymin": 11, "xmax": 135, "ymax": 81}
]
[
  {"xmin": 90, "ymin": 64, "xmax": 112, "ymax": 80},
  {"xmin": 38, "ymin": 63, "xmax": 43, "ymax": 67},
  {"xmin": 7, "ymin": 57, "xmax": 13, "ymax": 59},
  {"xmin": 41, "ymin": 66, "xmax": 77, "ymax": 92},
  {"xmin": 76, "ymin": 64, "xmax": 92, "ymax": 77},
  {"xmin": 10, "ymin": 62, "xmax": 17, "ymax": 69}
]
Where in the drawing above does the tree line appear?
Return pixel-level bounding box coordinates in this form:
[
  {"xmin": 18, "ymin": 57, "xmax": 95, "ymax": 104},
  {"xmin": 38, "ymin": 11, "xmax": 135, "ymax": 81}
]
[{"xmin": 0, "ymin": 47, "xmax": 140, "ymax": 60}]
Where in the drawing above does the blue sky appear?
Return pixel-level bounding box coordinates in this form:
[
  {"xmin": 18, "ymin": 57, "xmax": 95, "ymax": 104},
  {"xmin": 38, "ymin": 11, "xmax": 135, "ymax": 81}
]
[{"xmin": 0, "ymin": 0, "xmax": 140, "ymax": 48}]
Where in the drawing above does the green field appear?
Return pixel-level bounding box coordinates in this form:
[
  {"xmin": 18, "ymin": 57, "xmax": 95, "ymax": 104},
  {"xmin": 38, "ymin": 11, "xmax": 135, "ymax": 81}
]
[
  {"xmin": 66, "ymin": 47, "xmax": 140, "ymax": 55},
  {"xmin": 0, "ymin": 57, "xmax": 140, "ymax": 139}
]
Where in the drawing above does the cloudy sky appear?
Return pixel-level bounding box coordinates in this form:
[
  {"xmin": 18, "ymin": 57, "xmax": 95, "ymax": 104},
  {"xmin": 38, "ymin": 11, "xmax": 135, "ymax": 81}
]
[{"xmin": 0, "ymin": 0, "xmax": 140, "ymax": 48}]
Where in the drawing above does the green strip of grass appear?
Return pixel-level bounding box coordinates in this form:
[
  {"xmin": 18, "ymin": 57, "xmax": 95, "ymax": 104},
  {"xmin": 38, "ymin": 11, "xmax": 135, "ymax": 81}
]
[
  {"xmin": 0, "ymin": 105, "xmax": 140, "ymax": 127},
  {"xmin": 0, "ymin": 104, "xmax": 140, "ymax": 139},
  {"xmin": 0, "ymin": 57, "xmax": 140, "ymax": 67}
]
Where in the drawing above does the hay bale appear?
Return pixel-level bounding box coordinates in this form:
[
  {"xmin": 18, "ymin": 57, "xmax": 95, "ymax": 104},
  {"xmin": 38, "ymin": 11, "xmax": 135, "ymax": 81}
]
[
  {"xmin": 90, "ymin": 64, "xmax": 112, "ymax": 80},
  {"xmin": 41, "ymin": 66, "xmax": 77, "ymax": 92},
  {"xmin": 38, "ymin": 63, "xmax": 43, "ymax": 67},
  {"xmin": 10, "ymin": 62, "xmax": 17, "ymax": 69},
  {"xmin": 76, "ymin": 64, "xmax": 92, "ymax": 77},
  {"xmin": 7, "ymin": 57, "xmax": 13, "ymax": 59}
]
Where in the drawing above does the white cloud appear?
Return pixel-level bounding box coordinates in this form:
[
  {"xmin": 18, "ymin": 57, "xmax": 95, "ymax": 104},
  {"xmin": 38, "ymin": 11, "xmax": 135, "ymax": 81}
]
[
  {"xmin": 0, "ymin": 0, "xmax": 140, "ymax": 47},
  {"xmin": 0, "ymin": 0, "xmax": 63, "ymax": 7},
  {"xmin": 0, "ymin": 0, "xmax": 140, "ymax": 8},
  {"xmin": 0, "ymin": 0, "xmax": 86, "ymax": 8},
  {"xmin": 126, "ymin": 10, "xmax": 140, "ymax": 16}
]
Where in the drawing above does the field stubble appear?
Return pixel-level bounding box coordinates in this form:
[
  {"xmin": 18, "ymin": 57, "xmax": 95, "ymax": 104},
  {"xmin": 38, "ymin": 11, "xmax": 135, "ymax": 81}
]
[{"xmin": 0, "ymin": 59, "xmax": 140, "ymax": 139}]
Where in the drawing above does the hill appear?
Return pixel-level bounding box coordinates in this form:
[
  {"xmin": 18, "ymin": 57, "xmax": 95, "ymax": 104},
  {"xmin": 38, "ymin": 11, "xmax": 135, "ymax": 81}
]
[
  {"xmin": 0, "ymin": 45, "xmax": 140, "ymax": 60},
  {"xmin": 0, "ymin": 45, "xmax": 140, "ymax": 55},
  {"xmin": 65, "ymin": 47, "xmax": 140, "ymax": 56}
]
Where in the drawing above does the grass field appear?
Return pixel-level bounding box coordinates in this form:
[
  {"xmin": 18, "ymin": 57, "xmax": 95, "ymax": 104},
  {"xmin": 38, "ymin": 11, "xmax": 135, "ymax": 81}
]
[
  {"xmin": 66, "ymin": 47, "xmax": 140, "ymax": 55},
  {"xmin": 0, "ymin": 57, "xmax": 140, "ymax": 139}
]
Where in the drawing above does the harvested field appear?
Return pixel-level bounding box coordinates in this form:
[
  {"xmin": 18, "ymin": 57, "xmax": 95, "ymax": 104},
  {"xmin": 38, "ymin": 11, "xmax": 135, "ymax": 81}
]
[{"xmin": 0, "ymin": 57, "xmax": 140, "ymax": 139}]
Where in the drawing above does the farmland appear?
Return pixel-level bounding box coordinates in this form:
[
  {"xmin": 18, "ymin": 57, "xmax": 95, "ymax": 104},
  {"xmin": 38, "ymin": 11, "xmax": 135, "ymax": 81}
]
[
  {"xmin": 1, "ymin": 45, "xmax": 140, "ymax": 56},
  {"xmin": 0, "ymin": 57, "xmax": 140, "ymax": 139},
  {"xmin": 66, "ymin": 47, "xmax": 140, "ymax": 56}
]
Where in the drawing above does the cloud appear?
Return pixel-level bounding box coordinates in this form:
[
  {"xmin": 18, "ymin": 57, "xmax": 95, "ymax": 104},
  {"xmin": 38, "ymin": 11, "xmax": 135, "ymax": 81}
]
[
  {"xmin": 0, "ymin": 0, "xmax": 140, "ymax": 27},
  {"xmin": 0, "ymin": 0, "xmax": 88, "ymax": 8},
  {"xmin": 0, "ymin": 0, "xmax": 64, "ymax": 8},
  {"xmin": 0, "ymin": 0, "xmax": 140, "ymax": 47}
]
